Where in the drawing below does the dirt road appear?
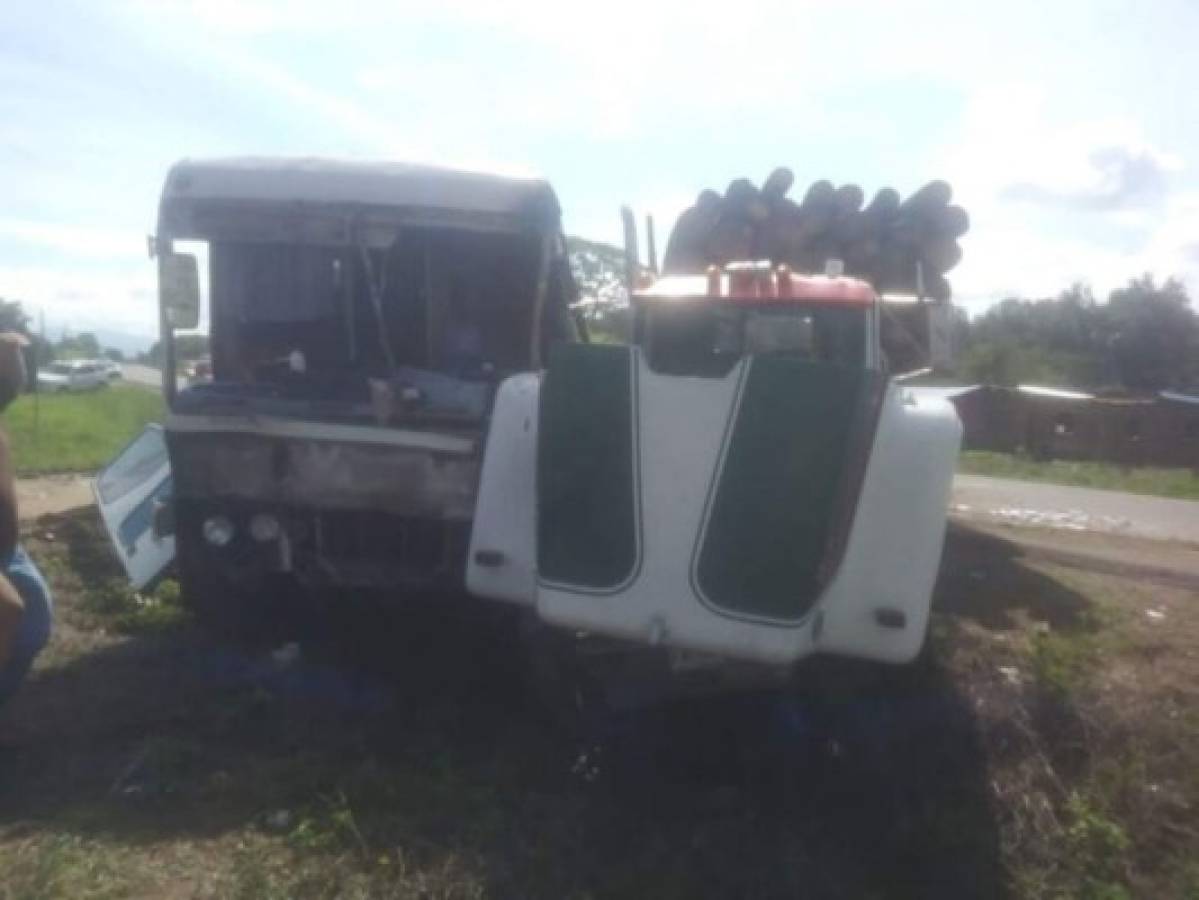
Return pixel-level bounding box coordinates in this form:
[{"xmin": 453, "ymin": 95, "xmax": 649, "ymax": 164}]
[{"xmin": 15, "ymin": 474, "xmax": 93, "ymax": 520}]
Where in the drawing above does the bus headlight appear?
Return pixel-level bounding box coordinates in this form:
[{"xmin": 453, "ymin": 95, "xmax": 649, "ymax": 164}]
[
  {"xmin": 202, "ymin": 515, "xmax": 235, "ymax": 547},
  {"xmin": 249, "ymin": 513, "xmax": 281, "ymax": 543}
]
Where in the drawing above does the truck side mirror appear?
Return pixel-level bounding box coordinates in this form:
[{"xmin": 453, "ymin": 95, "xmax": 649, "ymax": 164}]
[{"xmin": 159, "ymin": 252, "xmax": 200, "ymax": 329}]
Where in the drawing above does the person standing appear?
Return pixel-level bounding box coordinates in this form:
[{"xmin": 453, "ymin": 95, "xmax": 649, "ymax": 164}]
[{"xmin": 0, "ymin": 332, "xmax": 52, "ymax": 711}]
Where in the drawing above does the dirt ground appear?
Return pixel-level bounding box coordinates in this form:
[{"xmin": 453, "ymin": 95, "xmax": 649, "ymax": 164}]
[
  {"xmin": 1, "ymin": 508, "xmax": 1198, "ymax": 899},
  {"xmin": 14, "ymin": 474, "xmax": 93, "ymax": 521}
]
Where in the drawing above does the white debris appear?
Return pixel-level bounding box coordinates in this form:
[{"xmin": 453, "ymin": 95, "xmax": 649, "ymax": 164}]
[
  {"xmin": 1146, "ymin": 608, "xmax": 1166, "ymax": 621},
  {"xmin": 973, "ymin": 505, "xmax": 1134, "ymax": 534},
  {"xmin": 271, "ymin": 642, "xmax": 301, "ymax": 667},
  {"xmin": 997, "ymin": 666, "xmax": 1022, "ymax": 685}
]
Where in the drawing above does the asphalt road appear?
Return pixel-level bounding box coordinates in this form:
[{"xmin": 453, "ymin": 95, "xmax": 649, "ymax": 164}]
[
  {"xmin": 952, "ymin": 473, "xmax": 1199, "ymax": 544},
  {"xmin": 121, "ymin": 363, "xmax": 184, "ymax": 391}
]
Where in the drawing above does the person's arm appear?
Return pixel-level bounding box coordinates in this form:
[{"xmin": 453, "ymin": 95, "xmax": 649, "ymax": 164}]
[
  {"xmin": 0, "ymin": 431, "xmax": 16, "ymax": 564},
  {"xmin": 0, "ymin": 332, "xmax": 25, "ymax": 562},
  {"xmin": 0, "ymin": 332, "xmax": 25, "ymax": 672},
  {"xmin": 0, "ymin": 571, "xmax": 23, "ymax": 672}
]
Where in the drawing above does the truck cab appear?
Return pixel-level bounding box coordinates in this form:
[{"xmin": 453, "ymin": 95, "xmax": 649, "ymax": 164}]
[
  {"xmin": 96, "ymin": 158, "xmax": 577, "ymax": 638},
  {"xmin": 468, "ymin": 261, "xmax": 961, "ymax": 667}
]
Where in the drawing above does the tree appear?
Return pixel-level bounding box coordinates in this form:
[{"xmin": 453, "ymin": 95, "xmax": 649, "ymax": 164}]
[
  {"xmin": 0, "ymin": 298, "xmax": 31, "ymax": 334},
  {"xmin": 103, "ymin": 348, "xmax": 125, "ymax": 362},
  {"xmin": 55, "ymin": 331, "xmax": 102, "ymax": 360},
  {"xmin": 953, "ymin": 277, "xmax": 1198, "ymax": 391},
  {"xmin": 144, "ymin": 334, "xmax": 210, "ymax": 368},
  {"xmin": 958, "ymin": 286, "xmax": 1107, "ymax": 387},
  {"xmin": 0, "ymin": 298, "xmax": 51, "ymax": 384},
  {"xmin": 1104, "ymin": 275, "xmax": 1198, "ymax": 391}
]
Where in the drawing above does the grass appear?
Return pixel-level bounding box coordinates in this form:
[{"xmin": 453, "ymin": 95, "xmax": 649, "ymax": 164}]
[
  {"xmin": 959, "ymin": 450, "xmax": 1199, "ymax": 500},
  {"xmin": 78, "ymin": 577, "xmax": 191, "ymax": 636},
  {"xmin": 4, "ymin": 384, "xmax": 165, "ymax": 476},
  {"xmin": 3, "ymin": 510, "xmax": 1199, "ymax": 898}
]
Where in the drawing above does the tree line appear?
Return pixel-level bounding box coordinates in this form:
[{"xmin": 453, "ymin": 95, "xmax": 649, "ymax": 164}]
[
  {"xmin": 952, "ymin": 275, "xmax": 1198, "ymax": 392},
  {"xmin": 0, "ymin": 298, "xmax": 208, "ymax": 371}
]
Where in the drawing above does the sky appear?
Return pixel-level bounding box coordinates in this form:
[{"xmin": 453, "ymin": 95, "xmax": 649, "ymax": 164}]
[{"xmin": 2, "ymin": 0, "xmax": 1198, "ymax": 345}]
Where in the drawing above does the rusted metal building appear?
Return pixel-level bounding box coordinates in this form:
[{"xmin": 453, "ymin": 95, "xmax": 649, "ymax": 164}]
[{"xmin": 942, "ymin": 385, "xmax": 1199, "ymax": 470}]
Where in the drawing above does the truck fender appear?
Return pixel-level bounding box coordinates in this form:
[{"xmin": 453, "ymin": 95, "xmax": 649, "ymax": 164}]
[
  {"xmin": 466, "ymin": 373, "xmax": 541, "ymax": 605},
  {"xmin": 815, "ymin": 386, "xmax": 962, "ymax": 663}
]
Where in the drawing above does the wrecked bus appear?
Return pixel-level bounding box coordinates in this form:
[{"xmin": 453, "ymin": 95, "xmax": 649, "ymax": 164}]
[{"xmin": 96, "ymin": 158, "xmax": 577, "ymax": 639}]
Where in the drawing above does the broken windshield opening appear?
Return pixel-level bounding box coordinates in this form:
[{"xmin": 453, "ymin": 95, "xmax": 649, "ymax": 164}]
[{"xmin": 206, "ymin": 228, "xmax": 551, "ymax": 398}]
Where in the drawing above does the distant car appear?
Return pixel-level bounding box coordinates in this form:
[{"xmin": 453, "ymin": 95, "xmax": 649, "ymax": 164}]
[
  {"xmin": 98, "ymin": 359, "xmax": 123, "ymax": 380},
  {"xmin": 37, "ymin": 360, "xmax": 110, "ymax": 392}
]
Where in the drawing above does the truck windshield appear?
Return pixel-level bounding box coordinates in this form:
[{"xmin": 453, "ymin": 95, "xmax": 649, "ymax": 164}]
[{"xmin": 644, "ymin": 302, "xmax": 867, "ymax": 377}]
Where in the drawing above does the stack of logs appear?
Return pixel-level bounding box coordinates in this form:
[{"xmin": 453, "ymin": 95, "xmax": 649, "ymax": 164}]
[{"xmin": 661, "ymin": 168, "xmax": 968, "ymax": 301}]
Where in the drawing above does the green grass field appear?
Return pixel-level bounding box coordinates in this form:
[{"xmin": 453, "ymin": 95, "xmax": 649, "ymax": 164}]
[
  {"xmin": 4, "ymin": 384, "xmax": 165, "ymax": 476},
  {"xmin": 959, "ymin": 450, "xmax": 1199, "ymax": 501}
]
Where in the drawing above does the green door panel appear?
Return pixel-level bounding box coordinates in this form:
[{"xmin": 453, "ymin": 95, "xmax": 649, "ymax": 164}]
[
  {"xmin": 694, "ymin": 357, "xmax": 871, "ymax": 621},
  {"xmin": 537, "ymin": 344, "xmax": 640, "ymax": 591}
]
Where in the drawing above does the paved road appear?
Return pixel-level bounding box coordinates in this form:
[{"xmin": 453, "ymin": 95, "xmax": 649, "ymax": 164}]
[
  {"xmin": 952, "ymin": 474, "xmax": 1199, "ymax": 544},
  {"xmin": 121, "ymin": 363, "xmax": 184, "ymax": 392}
]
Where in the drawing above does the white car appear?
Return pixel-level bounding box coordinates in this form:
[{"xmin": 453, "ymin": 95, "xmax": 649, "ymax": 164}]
[
  {"xmin": 97, "ymin": 359, "xmax": 123, "ymax": 380},
  {"xmin": 37, "ymin": 360, "xmax": 110, "ymax": 392}
]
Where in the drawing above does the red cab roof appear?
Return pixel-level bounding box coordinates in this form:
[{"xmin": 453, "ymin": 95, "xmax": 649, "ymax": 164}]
[{"xmin": 635, "ymin": 267, "xmax": 877, "ymax": 306}]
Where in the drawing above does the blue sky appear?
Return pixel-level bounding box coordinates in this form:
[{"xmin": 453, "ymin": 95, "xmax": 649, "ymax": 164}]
[{"xmin": 2, "ymin": 0, "xmax": 1197, "ymax": 342}]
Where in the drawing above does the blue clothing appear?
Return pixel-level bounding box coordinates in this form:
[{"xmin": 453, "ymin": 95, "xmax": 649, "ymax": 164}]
[{"xmin": 0, "ymin": 545, "xmax": 52, "ymax": 707}]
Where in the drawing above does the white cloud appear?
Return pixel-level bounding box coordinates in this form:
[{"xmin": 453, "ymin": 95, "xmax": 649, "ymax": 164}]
[
  {"xmin": 0, "ymin": 219, "xmax": 146, "ymax": 260},
  {"xmin": 936, "ymin": 82, "xmax": 1194, "ymax": 309},
  {"xmin": 0, "ymin": 263, "xmax": 157, "ymax": 338},
  {"xmin": 1138, "ymin": 191, "xmax": 1199, "ymax": 284}
]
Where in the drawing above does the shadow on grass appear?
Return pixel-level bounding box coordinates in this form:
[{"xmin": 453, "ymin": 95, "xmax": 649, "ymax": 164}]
[
  {"xmin": 1, "ymin": 625, "xmax": 1010, "ymax": 897},
  {"xmin": 935, "ymin": 521, "xmax": 1096, "ymax": 631},
  {"xmin": 0, "ymin": 514, "xmax": 1054, "ymax": 899},
  {"xmin": 48, "ymin": 507, "xmax": 126, "ymax": 589}
]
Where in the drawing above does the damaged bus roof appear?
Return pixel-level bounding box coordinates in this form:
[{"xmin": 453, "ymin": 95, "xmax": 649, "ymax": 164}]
[{"xmin": 159, "ymin": 157, "xmax": 562, "ymax": 239}]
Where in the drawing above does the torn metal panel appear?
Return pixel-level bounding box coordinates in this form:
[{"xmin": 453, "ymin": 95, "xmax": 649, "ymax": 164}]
[{"xmin": 167, "ymin": 429, "xmax": 480, "ymax": 521}]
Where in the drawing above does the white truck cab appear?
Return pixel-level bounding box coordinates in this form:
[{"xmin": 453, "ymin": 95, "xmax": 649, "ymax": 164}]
[{"xmin": 468, "ymin": 262, "xmax": 961, "ymax": 666}]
